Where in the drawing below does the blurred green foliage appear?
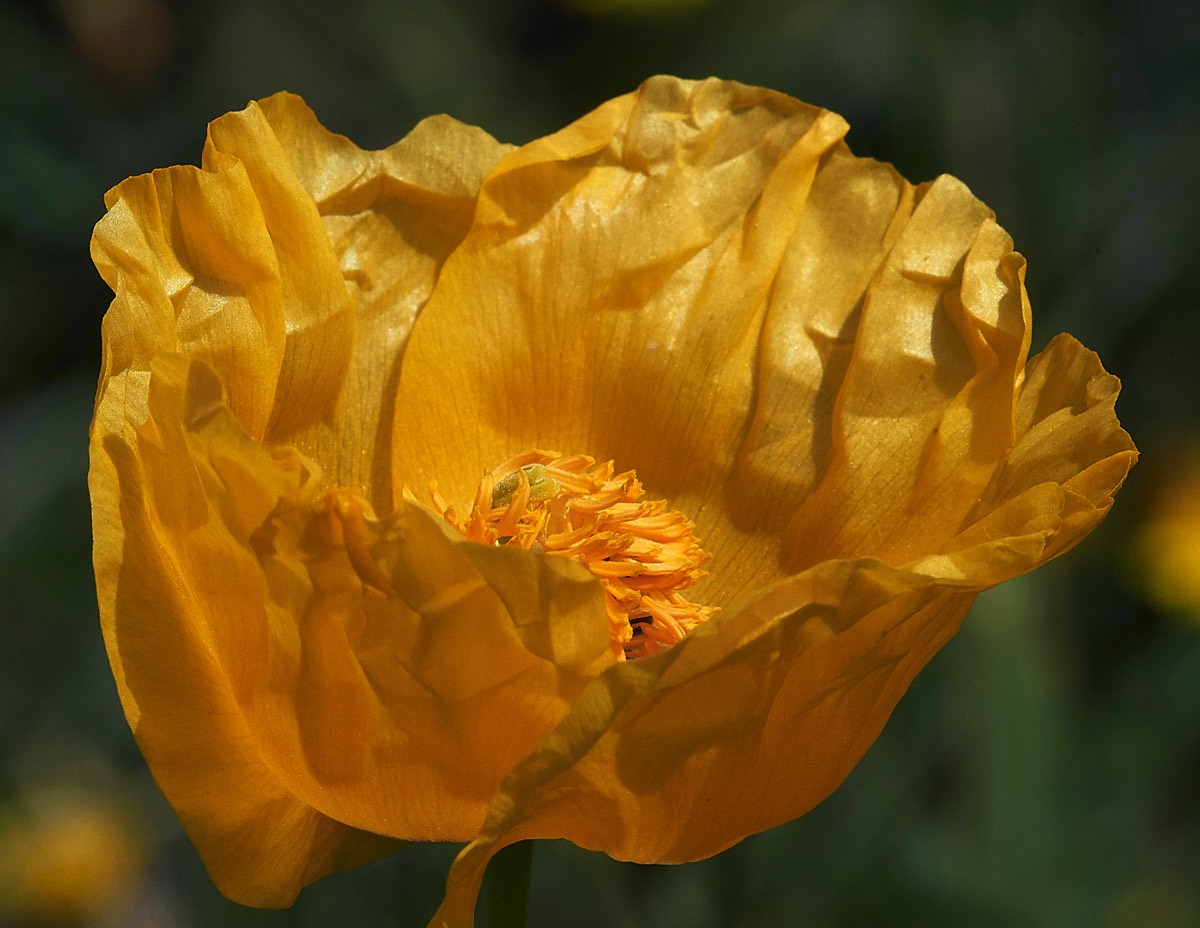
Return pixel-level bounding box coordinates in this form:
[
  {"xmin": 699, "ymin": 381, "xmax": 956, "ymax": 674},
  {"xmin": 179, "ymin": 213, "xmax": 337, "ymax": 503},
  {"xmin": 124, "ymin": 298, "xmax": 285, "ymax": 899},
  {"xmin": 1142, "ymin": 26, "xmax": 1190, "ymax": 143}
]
[{"xmin": 1, "ymin": 0, "xmax": 1197, "ymax": 924}]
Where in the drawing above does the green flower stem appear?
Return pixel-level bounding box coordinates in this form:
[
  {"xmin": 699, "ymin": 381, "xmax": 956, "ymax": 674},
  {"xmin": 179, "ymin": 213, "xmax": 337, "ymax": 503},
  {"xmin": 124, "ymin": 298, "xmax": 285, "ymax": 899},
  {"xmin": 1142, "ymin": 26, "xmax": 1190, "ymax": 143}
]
[{"xmin": 484, "ymin": 840, "xmax": 533, "ymax": 928}]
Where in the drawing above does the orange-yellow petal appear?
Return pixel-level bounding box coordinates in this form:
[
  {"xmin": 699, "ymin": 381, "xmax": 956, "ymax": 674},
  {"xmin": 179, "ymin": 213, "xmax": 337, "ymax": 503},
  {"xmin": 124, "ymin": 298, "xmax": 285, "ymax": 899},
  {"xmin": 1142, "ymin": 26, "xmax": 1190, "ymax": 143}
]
[
  {"xmin": 432, "ymin": 562, "xmax": 973, "ymax": 927},
  {"xmin": 92, "ymin": 354, "xmax": 617, "ymax": 903},
  {"xmin": 90, "ymin": 362, "xmax": 400, "ymax": 906},
  {"xmin": 88, "ymin": 95, "xmax": 581, "ymax": 905},
  {"xmin": 433, "ymin": 327, "xmax": 1135, "ymax": 922},
  {"xmin": 92, "ymin": 92, "xmax": 511, "ymax": 508},
  {"xmin": 415, "ymin": 79, "xmax": 1135, "ymax": 926},
  {"xmin": 392, "ymin": 76, "xmax": 850, "ymax": 519},
  {"xmin": 387, "ymin": 77, "xmax": 1076, "ymax": 614}
]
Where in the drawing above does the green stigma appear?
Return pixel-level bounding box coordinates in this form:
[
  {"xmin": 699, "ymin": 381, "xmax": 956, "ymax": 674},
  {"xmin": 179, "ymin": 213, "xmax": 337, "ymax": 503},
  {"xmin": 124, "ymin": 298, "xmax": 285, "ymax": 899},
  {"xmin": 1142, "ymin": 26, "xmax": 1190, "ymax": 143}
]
[{"xmin": 491, "ymin": 463, "xmax": 559, "ymax": 509}]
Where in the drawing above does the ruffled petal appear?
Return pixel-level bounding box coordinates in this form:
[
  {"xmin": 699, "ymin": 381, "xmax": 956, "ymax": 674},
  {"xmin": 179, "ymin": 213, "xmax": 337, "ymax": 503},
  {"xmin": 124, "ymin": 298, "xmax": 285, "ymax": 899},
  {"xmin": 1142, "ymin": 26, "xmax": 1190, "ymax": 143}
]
[
  {"xmin": 776, "ymin": 183, "xmax": 1031, "ymax": 572},
  {"xmin": 949, "ymin": 333, "xmax": 1137, "ymax": 569},
  {"xmin": 90, "ymin": 363, "xmax": 400, "ymax": 907},
  {"xmin": 392, "ymin": 75, "xmax": 849, "ymax": 523},
  {"xmin": 92, "ymin": 93, "xmax": 510, "ymax": 508},
  {"xmin": 435, "ymin": 431, "xmax": 1132, "ymax": 926},
  {"xmin": 91, "ymin": 159, "xmax": 291, "ymax": 442},
  {"xmin": 390, "ymin": 77, "xmax": 1061, "ymax": 613},
  {"xmin": 246, "ymin": 94, "xmax": 513, "ymax": 502},
  {"xmin": 430, "ymin": 314, "xmax": 1134, "ymax": 928},
  {"xmin": 717, "ymin": 149, "xmax": 915, "ymax": 598},
  {"xmin": 432, "ymin": 558, "xmax": 973, "ymax": 927},
  {"xmin": 90, "ymin": 352, "xmax": 615, "ymax": 901}
]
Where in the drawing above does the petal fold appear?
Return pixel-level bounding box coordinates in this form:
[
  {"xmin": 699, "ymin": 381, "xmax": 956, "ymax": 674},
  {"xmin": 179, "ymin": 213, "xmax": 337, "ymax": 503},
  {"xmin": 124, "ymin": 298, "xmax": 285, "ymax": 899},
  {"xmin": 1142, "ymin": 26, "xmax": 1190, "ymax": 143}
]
[
  {"xmin": 91, "ymin": 352, "xmax": 614, "ymax": 900},
  {"xmin": 393, "ymin": 76, "xmax": 849, "ymax": 518},
  {"xmin": 91, "ymin": 359, "xmax": 399, "ymax": 907},
  {"xmin": 92, "ymin": 92, "xmax": 510, "ymax": 507},
  {"xmin": 432, "ymin": 558, "xmax": 974, "ymax": 927}
]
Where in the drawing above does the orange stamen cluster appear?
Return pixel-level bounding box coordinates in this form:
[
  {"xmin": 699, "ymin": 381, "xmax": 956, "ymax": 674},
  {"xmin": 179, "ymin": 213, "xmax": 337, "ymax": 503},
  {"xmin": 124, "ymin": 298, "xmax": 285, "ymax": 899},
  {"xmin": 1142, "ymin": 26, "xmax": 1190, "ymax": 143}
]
[{"xmin": 429, "ymin": 450, "xmax": 714, "ymax": 660}]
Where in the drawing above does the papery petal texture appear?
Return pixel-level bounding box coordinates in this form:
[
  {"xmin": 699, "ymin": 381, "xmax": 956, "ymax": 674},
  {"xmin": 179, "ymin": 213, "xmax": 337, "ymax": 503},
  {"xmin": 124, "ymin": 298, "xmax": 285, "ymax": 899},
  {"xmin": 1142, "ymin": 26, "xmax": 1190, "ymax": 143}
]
[
  {"xmin": 90, "ymin": 94, "xmax": 614, "ymax": 905},
  {"xmin": 407, "ymin": 77, "xmax": 1134, "ymax": 924},
  {"xmin": 89, "ymin": 77, "xmax": 1135, "ymax": 923}
]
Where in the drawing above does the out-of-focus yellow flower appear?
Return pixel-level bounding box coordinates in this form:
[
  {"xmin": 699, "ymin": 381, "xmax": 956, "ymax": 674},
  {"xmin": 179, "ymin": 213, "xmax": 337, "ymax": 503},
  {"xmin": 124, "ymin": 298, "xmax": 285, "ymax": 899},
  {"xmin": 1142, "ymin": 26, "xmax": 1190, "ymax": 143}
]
[
  {"xmin": 0, "ymin": 787, "xmax": 145, "ymax": 921},
  {"xmin": 1131, "ymin": 447, "xmax": 1200, "ymax": 611},
  {"xmin": 89, "ymin": 76, "xmax": 1136, "ymax": 924}
]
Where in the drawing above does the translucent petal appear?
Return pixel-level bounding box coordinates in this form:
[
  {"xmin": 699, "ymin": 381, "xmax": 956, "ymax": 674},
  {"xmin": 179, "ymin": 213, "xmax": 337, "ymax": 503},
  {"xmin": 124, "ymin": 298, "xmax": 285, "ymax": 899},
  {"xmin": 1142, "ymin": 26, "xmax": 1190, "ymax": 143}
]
[{"xmin": 91, "ymin": 355, "xmax": 614, "ymax": 903}]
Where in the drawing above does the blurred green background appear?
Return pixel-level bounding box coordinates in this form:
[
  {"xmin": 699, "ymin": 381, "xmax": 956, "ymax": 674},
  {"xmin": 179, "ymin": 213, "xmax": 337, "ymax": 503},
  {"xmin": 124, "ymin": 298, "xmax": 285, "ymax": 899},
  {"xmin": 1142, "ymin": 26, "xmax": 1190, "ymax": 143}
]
[{"xmin": 1, "ymin": 0, "xmax": 1198, "ymax": 925}]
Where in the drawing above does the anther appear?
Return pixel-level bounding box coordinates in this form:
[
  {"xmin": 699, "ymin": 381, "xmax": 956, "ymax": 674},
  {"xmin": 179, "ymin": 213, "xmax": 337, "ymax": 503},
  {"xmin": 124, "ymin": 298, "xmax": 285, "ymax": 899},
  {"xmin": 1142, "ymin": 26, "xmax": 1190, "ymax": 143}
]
[{"xmin": 428, "ymin": 450, "xmax": 714, "ymax": 661}]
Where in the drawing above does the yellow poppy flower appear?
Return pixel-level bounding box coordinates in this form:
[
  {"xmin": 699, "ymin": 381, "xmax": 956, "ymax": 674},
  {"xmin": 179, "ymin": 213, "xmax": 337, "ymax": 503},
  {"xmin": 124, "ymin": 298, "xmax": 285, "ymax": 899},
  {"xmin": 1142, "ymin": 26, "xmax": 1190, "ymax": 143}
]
[{"xmin": 89, "ymin": 76, "xmax": 1136, "ymax": 924}]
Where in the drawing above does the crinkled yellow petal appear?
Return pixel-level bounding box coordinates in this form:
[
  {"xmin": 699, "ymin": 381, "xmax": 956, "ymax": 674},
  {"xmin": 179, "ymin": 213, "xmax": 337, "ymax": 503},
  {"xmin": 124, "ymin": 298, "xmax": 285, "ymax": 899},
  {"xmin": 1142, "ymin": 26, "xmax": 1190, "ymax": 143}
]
[
  {"xmin": 433, "ymin": 560, "xmax": 973, "ymax": 927},
  {"xmin": 393, "ymin": 76, "xmax": 850, "ymax": 525},
  {"xmin": 91, "ymin": 362, "xmax": 401, "ymax": 907},
  {"xmin": 91, "ymin": 354, "xmax": 614, "ymax": 904},
  {"xmin": 417, "ymin": 79, "xmax": 1135, "ymax": 926},
  {"xmin": 92, "ymin": 92, "xmax": 512, "ymax": 507},
  {"xmin": 389, "ymin": 77, "xmax": 1058, "ymax": 612},
  {"xmin": 88, "ymin": 94, "xmax": 562, "ymax": 904},
  {"xmin": 764, "ymin": 178, "xmax": 1030, "ymax": 570},
  {"xmin": 432, "ymin": 330, "xmax": 1134, "ymax": 926}
]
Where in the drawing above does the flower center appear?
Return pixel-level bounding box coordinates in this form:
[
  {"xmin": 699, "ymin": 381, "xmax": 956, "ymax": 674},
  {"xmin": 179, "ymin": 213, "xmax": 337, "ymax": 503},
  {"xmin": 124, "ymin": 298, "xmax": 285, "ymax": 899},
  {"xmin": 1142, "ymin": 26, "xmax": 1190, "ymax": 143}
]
[{"xmin": 424, "ymin": 450, "xmax": 714, "ymax": 661}]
